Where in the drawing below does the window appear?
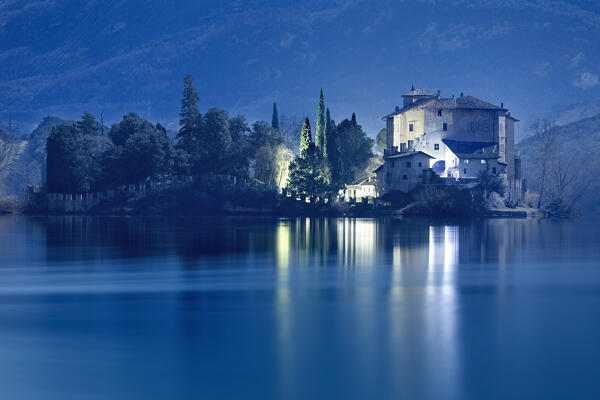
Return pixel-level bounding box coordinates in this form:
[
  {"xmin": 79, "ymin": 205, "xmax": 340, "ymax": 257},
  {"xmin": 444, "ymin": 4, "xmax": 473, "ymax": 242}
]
[
  {"xmin": 434, "ymin": 143, "xmax": 440, "ymax": 150},
  {"xmin": 437, "ymin": 109, "xmax": 442, "ymax": 117},
  {"xmin": 464, "ymin": 169, "xmax": 467, "ymax": 174},
  {"xmin": 463, "ymin": 159, "xmax": 469, "ymax": 164},
  {"xmin": 418, "ymin": 162, "xmax": 422, "ymax": 167},
  {"xmin": 409, "ymin": 123, "xmax": 414, "ymax": 132},
  {"xmin": 443, "ymin": 122, "xmax": 447, "ymax": 131},
  {"xmin": 391, "ymin": 160, "xmax": 395, "ymax": 168},
  {"xmin": 492, "ymin": 167, "xmax": 497, "ymax": 174},
  {"xmin": 481, "ymin": 159, "xmax": 486, "ymax": 164},
  {"xmin": 406, "ymin": 162, "xmax": 411, "ymax": 168},
  {"xmin": 402, "ymin": 175, "xmax": 408, "ymax": 180}
]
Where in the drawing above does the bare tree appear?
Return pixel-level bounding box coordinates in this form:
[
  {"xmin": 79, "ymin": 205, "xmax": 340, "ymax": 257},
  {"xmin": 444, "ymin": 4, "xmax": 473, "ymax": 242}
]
[
  {"xmin": 0, "ymin": 121, "xmax": 20, "ymax": 193},
  {"xmin": 279, "ymin": 115, "xmax": 305, "ymax": 155},
  {"xmin": 547, "ymin": 151, "xmax": 585, "ymax": 212},
  {"xmin": 533, "ymin": 120, "xmax": 558, "ymax": 208}
]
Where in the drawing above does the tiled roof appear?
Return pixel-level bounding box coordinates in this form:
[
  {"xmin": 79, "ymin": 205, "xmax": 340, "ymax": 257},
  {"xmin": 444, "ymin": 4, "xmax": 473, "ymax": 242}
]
[
  {"xmin": 385, "ymin": 150, "xmax": 434, "ymax": 160},
  {"xmin": 349, "ymin": 176, "xmax": 376, "ymax": 186},
  {"xmin": 427, "ymin": 96, "xmax": 505, "ymax": 110},
  {"xmin": 442, "ymin": 139, "xmax": 499, "ymax": 159},
  {"xmin": 402, "ymin": 88, "xmax": 434, "ymax": 97},
  {"xmin": 382, "ymin": 97, "xmax": 437, "ymax": 118},
  {"xmin": 384, "ymin": 92, "xmax": 514, "ymax": 119}
]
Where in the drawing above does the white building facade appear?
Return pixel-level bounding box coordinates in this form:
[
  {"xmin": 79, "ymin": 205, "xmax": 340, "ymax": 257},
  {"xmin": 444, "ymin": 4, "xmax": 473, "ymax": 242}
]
[{"xmin": 380, "ymin": 88, "xmax": 521, "ymax": 202}]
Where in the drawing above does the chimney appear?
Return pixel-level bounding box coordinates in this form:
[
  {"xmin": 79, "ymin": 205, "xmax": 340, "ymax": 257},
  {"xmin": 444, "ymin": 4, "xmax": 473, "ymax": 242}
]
[
  {"xmin": 395, "ymin": 106, "xmax": 400, "ymax": 112},
  {"xmin": 501, "ymin": 102, "xmax": 504, "ymax": 108},
  {"xmin": 460, "ymin": 92, "xmax": 463, "ymax": 97}
]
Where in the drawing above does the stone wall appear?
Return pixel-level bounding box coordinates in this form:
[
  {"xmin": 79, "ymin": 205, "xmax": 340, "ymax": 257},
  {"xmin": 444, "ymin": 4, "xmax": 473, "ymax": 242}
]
[{"xmin": 45, "ymin": 176, "xmax": 198, "ymax": 213}]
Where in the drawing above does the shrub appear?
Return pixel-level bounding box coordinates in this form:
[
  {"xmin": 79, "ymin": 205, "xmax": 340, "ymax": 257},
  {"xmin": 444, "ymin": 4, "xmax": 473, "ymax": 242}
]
[
  {"xmin": 478, "ymin": 170, "xmax": 505, "ymax": 196},
  {"xmin": 0, "ymin": 195, "xmax": 18, "ymax": 213},
  {"xmin": 403, "ymin": 184, "xmax": 486, "ymax": 217}
]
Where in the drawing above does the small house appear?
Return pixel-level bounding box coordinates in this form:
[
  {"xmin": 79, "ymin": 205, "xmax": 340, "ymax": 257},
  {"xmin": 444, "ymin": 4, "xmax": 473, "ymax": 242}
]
[
  {"xmin": 442, "ymin": 139, "xmax": 506, "ymax": 180},
  {"xmin": 341, "ymin": 175, "xmax": 377, "ymax": 201},
  {"xmin": 376, "ymin": 151, "xmax": 434, "ymax": 194}
]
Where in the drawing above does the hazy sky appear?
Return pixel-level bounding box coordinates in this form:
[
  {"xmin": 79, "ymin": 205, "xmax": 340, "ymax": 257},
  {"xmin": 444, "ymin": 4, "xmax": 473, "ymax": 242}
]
[{"xmin": 1, "ymin": 0, "xmax": 599, "ymax": 136}]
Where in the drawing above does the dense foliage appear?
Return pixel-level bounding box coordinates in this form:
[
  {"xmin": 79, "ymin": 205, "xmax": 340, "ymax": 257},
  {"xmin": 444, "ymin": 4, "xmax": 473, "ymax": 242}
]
[
  {"xmin": 287, "ymin": 91, "xmax": 376, "ymax": 199},
  {"xmin": 30, "ymin": 76, "xmax": 379, "ymax": 214},
  {"xmin": 287, "ymin": 120, "xmax": 332, "ymax": 199},
  {"xmin": 46, "ymin": 124, "xmax": 102, "ymax": 193},
  {"xmin": 334, "ymin": 113, "xmax": 374, "ymax": 185}
]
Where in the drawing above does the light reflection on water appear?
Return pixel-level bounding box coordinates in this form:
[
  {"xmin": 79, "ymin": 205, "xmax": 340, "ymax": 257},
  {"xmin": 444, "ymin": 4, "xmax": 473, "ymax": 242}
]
[{"xmin": 0, "ymin": 216, "xmax": 599, "ymax": 399}]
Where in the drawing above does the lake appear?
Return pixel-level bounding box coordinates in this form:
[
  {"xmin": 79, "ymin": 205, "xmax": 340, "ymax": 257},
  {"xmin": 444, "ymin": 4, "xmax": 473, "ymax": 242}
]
[{"xmin": 0, "ymin": 216, "xmax": 599, "ymax": 399}]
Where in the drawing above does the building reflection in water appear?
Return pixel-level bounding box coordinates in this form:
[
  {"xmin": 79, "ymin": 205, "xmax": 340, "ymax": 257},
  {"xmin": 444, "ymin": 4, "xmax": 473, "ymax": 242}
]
[
  {"xmin": 275, "ymin": 220, "xmax": 294, "ymax": 396},
  {"xmin": 273, "ymin": 218, "xmax": 463, "ymax": 398},
  {"xmin": 337, "ymin": 219, "xmax": 377, "ymax": 267},
  {"xmin": 3, "ymin": 216, "xmax": 575, "ymax": 398}
]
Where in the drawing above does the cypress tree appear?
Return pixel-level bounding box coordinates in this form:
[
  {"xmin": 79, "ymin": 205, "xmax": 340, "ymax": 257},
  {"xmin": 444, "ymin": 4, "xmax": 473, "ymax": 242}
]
[
  {"xmin": 316, "ymin": 89, "xmax": 325, "ymax": 153},
  {"xmin": 299, "ymin": 118, "xmax": 312, "ymax": 158},
  {"xmin": 271, "ymin": 102, "xmax": 280, "ymax": 131},
  {"xmin": 351, "ymin": 112, "xmax": 357, "ymax": 127},
  {"xmin": 177, "ymin": 75, "xmax": 201, "ymax": 150},
  {"xmin": 323, "ymin": 107, "xmax": 331, "ymax": 159}
]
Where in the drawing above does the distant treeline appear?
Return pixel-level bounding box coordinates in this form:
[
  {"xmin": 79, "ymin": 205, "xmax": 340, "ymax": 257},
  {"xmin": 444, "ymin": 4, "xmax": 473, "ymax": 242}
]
[{"xmin": 39, "ymin": 75, "xmax": 375, "ymax": 198}]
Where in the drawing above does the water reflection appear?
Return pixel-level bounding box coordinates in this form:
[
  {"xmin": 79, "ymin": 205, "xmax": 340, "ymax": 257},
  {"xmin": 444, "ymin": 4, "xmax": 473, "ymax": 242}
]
[
  {"xmin": 2, "ymin": 216, "xmax": 558, "ymax": 270},
  {"xmin": 2, "ymin": 216, "xmax": 600, "ymax": 399}
]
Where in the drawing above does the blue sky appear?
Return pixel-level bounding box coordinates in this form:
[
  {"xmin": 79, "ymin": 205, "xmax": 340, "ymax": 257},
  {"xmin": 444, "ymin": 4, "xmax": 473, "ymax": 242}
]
[{"xmin": 1, "ymin": 0, "xmax": 599, "ymax": 137}]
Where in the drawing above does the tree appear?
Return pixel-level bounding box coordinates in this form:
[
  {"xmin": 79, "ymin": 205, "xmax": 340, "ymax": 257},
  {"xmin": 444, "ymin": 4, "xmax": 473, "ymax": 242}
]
[
  {"xmin": 271, "ymin": 103, "xmax": 280, "ymax": 131},
  {"xmin": 120, "ymin": 124, "xmax": 173, "ymax": 183},
  {"xmin": 315, "ymin": 89, "xmax": 326, "ymax": 154},
  {"xmin": 533, "ymin": 120, "xmax": 558, "ymax": 208},
  {"xmin": 109, "ymin": 113, "xmax": 156, "ymax": 146},
  {"xmin": 250, "ymin": 121, "xmax": 282, "ymax": 150},
  {"xmin": 287, "ymin": 117, "xmax": 332, "ymax": 199},
  {"xmin": 227, "ymin": 115, "xmax": 252, "ymax": 176},
  {"xmin": 177, "ymin": 75, "xmax": 202, "ymax": 152},
  {"xmin": 335, "ymin": 114, "xmax": 374, "ymax": 185},
  {"xmin": 478, "ymin": 169, "xmax": 505, "ymax": 196},
  {"xmin": 287, "ymin": 145, "xmax": 331, "ymax": 199},
  {"xmin": 325, "ymin": 111, "xmax": 342, "ymax": 188},
  {"xmin": 544, "ymin": 151, "xmax": 584, "ymax": 216},
  {"xmin": 279, "ymin": 115, "xmax": 304, "ymax": 155},
  {"xmin": 46, "ymin": 124, "xmax": 100, "ymax": 193},
  {"xmin": 101, "ymin": 115, "xmax": 174, "ymax": 187},
  {"xmin": 376, "ymin": 128, "xmax": 387, "ymax": 152},
  {"xmin": 0, "ymin": 130, "xmax": 19, "ymax": 193},
  {"xmin": 254, "ymin": 144, "xmax": 293, "ymax": 188},
  {"xmin": 196, "ymin": 108, "xmax": 232, "ymax": 174},
  {"xmin": 78, "ymin": 112, "xmax": 98, "ymax": 136},
  {"xmin": 300, "ymin": 118, "xmax": 312, "ymax": 158}
]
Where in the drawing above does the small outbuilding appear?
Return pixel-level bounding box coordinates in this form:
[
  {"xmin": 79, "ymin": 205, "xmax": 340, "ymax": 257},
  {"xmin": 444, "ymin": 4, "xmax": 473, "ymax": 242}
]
[
  {"xmin": 376, "ymin": 150, "xmax": 434, "ymax": 194},
  {"xmin": 442, "ymin": 139, "xmax": 506, "ymax": 180},
  {"xmin": 341, "ymin": 175, "xmax": 377, "ymax": 201}
]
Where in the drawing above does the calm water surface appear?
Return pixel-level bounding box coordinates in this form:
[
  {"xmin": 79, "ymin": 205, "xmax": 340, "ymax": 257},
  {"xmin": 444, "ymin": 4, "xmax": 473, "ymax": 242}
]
[{"xmin": 0, "ymin": 216, "xmax": 599, "ymax": 399}]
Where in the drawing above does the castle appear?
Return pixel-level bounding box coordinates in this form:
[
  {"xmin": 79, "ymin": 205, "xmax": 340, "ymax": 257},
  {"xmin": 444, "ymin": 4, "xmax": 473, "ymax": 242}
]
[{"xmin": 375, "ymin": 87, "xmax": 522, "ymax": 203}]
